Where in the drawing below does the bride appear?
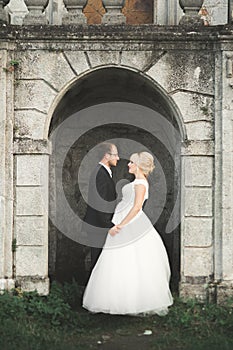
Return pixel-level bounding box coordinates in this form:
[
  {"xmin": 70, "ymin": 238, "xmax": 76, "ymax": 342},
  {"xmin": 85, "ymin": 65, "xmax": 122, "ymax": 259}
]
[{"xmin": 82, "ymin": 151, "xmax": 173, "ymax": 316}]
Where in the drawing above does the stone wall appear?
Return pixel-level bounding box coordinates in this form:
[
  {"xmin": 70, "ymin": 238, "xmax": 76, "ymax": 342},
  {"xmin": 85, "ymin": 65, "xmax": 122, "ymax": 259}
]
[{"xmin": 0, "ymin": 24, "xmax": 233, "ymax": 301}]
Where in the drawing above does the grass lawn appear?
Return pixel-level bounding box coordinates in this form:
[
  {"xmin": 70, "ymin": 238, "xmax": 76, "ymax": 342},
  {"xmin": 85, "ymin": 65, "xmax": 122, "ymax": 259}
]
[{"xmin": 0, "ymin": 281, "xmax": 232, "ymax": 350}]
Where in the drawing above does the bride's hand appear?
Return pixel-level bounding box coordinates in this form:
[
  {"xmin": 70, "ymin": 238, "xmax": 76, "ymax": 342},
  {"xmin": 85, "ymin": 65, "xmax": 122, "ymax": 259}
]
[{"xmin": 108, "ymin": 225, "xmax": 120, "ymax": 236}]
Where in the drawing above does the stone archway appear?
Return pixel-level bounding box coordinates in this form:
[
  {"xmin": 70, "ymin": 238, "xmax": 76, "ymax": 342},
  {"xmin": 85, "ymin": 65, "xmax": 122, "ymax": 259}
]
[{"xmin": 48, "ymin": 67, "xmax": 184, "ymax": 292}]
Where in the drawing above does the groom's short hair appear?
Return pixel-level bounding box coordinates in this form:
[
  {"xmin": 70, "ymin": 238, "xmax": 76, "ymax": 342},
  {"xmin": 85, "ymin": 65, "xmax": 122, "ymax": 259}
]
[{"xmin": 97, "ymin": 142, "xmax": 115, "ymax": 160}]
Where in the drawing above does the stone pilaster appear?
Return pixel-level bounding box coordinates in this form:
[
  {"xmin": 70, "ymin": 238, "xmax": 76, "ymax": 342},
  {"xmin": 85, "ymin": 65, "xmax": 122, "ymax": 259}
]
[
  {"xmin": 180, "ymin": 149, "xmax": 214, "ymax": 302},
  {"xmin": 214, "ymin": 49, "xmax": 233, "ymax": 301},
  {"xmin": 0, "ymin": 47, "xmax": 14, "ymax": 291},
  {"xmin": 13, "ymin": 140, "xmax": 50, "ymax": 294}
]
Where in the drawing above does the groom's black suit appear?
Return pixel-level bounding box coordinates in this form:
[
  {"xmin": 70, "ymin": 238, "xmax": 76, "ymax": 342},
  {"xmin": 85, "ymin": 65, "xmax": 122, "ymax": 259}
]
[{"xmin": 84, "ymin": 164, "xmax": 116, "ymax": 269}]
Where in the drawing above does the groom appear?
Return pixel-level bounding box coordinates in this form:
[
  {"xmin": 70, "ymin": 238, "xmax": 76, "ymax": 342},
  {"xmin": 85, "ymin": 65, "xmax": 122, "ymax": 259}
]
[{"xmin": 83, "ymin": 142, "xmax": 119, "ymax": 270}]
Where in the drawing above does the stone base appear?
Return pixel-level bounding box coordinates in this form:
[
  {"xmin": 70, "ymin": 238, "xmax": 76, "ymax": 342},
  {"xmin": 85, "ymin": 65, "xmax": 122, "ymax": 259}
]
[
  {"xmin": 180, "ymin": 280, "xmax": 233, "ymax": 304},
  {"xmin": 179, "ymin": 281, "xmax": 210, "ymax": 302},
  {"xmin": 62, "ymin": 14, "xmax": 87, "ymax": 25},
  {"xmin": 0, "ymin": 278, "xmax": 15, "ymax": 292},
  {"xmin": 16, "ymin": 276, "xmax": 50, "ymax": 295},
  {"xmin": 23, "ymin": 14, "xmax": 48, "ymax": 25},
  {"xmin": 215, "ymin": 281, "xmax": 233, "ymax": 304},
  {"xmin": 102, "ymin": 13, "xmax": 126, "ymax": 25},
  {"xmin": 179, "ymin": 15, "xmax": 204, "ymax": 26}
]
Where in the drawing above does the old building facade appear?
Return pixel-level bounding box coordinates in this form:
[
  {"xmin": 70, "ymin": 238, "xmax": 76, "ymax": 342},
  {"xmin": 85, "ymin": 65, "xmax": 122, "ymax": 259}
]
[{"xmin": 0, "ymin": 0, "xmax": 233, "ymax": 302}]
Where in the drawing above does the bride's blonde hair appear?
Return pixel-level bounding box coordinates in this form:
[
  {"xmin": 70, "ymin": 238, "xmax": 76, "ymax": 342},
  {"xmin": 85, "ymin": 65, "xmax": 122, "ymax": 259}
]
[{"xmin": 130, "ymin": 152, "xmax": 155, "ymax": 177}]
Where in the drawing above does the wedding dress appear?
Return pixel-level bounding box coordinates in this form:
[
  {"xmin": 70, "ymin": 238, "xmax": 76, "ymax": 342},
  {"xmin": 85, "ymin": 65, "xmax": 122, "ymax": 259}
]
[{"xmin": 82, "ymin": 179, "xmax": 173, "ymax": 316}]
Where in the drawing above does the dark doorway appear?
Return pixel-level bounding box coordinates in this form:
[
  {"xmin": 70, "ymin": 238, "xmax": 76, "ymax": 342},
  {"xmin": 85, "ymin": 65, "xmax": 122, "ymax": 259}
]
[{"xmin": 48, "ymin": 67, "xmax": 181, "ymax": 292}]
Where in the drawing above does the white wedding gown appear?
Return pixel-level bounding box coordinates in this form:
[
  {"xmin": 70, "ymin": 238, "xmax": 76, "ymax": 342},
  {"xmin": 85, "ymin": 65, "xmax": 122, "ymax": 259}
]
[{"xmin": 82, "ymin": 179, "xmax": 173, "ymax": 316}]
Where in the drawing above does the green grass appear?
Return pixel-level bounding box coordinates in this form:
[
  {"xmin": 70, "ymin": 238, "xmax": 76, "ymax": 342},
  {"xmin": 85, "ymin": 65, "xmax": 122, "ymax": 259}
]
[{"xmin": 0, "ymin": 281, "xmax": 233, "ymax": 350}]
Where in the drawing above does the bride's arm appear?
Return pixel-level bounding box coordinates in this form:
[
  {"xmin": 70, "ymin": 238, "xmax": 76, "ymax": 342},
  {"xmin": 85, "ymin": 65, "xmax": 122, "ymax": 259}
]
[{"xmin": 109, "ymin": 184, "xmax": 146, "ymax": 236}]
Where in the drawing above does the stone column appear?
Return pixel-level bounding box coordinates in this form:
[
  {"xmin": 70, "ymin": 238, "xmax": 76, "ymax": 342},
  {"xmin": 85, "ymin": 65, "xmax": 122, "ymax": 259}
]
[
  {"xmin": 62, "ymin": 0, "xmax": 87, "ymax": 25},
  {"xmin": 23, "ymin": 0, "xmax": 48, "ymax": 24},
  {"xmin": 179, "ymin": 0, "xmax": 204, "ymax": 25},
  {"xmin": 102, "ymin": 0, "xmax": 126, "ymax": 25},
  {"xmin": 0, "ymin": 48, "xmax": 15, "ymax": 291},
  {"xmin": 13, "ymin": 139, "xmax": 50, "ymax": 295}
]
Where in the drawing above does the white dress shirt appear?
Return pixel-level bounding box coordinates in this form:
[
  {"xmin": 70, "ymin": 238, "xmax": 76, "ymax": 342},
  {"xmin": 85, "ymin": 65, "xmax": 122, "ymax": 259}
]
[{"xmin": 99, "ymin": 162, "xmax": 112, "ymax": 178}]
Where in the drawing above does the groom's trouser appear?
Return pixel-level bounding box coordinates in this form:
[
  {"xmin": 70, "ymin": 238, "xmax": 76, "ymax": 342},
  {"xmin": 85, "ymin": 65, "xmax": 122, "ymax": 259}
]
[
  {"xmin": 88, "ymin": 228, "xmax": 108, "ymax": 271},
  {"xmin": 90, "ymin": 247, "xmax": 102, "ymax": 270}
]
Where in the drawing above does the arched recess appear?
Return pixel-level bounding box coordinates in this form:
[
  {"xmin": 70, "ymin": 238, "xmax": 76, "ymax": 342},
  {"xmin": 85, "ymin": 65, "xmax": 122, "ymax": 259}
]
[{"xmin": 48, "ymin": 66, "xmax": 185, "ymax": 292}]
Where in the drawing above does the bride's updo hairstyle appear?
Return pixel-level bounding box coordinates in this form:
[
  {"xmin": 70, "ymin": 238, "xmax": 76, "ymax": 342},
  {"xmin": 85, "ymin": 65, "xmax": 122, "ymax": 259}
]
[{"xmin": 130, "ymin": 152, "xmax": 155, "ymax": 177}]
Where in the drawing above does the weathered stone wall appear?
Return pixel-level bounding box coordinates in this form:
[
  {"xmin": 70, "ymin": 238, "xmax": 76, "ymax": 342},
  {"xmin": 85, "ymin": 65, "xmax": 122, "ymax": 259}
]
[{"xmin": 0, "ymin": 24, "xmax": 233, "ymax": 301}]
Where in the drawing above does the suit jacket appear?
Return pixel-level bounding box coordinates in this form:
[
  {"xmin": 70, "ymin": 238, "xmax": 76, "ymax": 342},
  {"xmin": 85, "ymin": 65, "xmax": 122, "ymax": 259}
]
[{"xmin": 83, "ymin": 164, "xmax": 116, "ymax": 247}]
